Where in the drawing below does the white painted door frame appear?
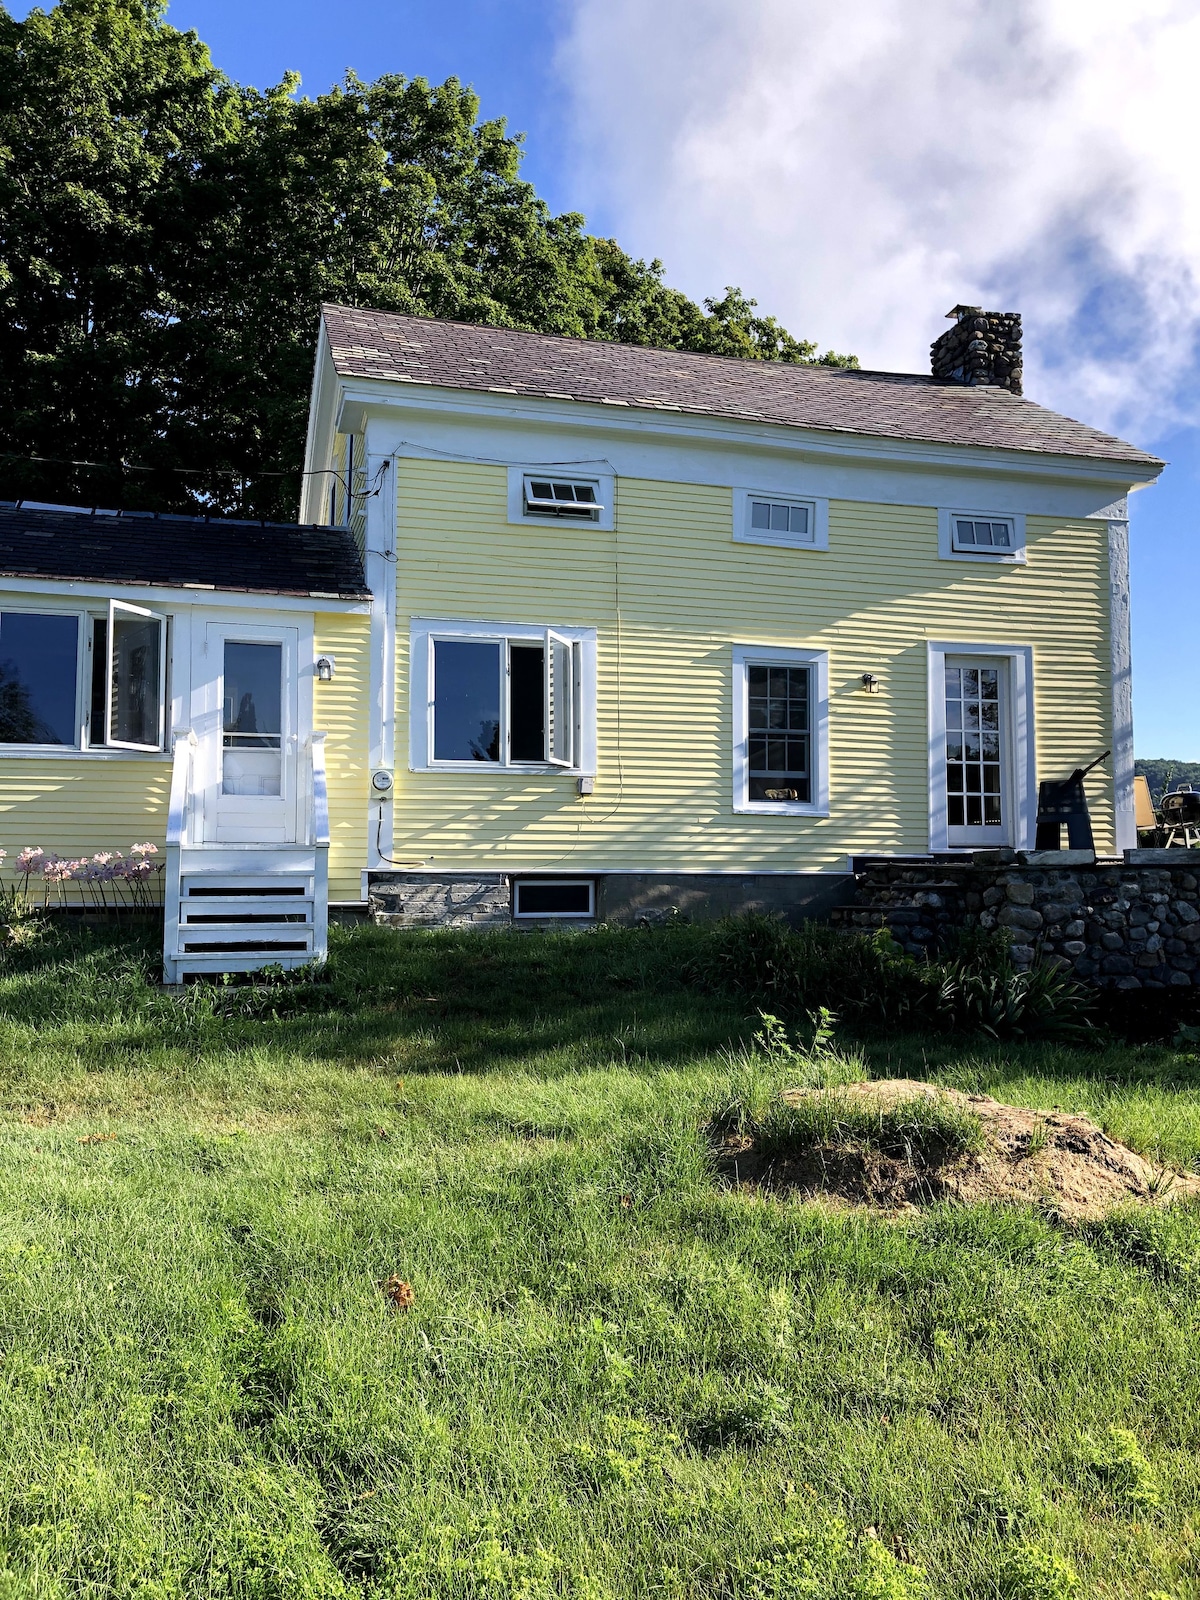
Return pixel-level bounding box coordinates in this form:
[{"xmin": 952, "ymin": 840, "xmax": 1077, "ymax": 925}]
[
  {"xmin": 927, "ymin": 641, "xmax": 1036, "ymax": 853},
  {"xmin": 190, "ymin": 611, "xmax": 314, "ymax": 845}
]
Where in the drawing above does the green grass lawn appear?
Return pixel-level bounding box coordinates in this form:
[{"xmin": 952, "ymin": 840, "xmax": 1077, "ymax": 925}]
[{"xmin": 1, "ymin": 921, "xmax": 1199, "ymax": 1599}]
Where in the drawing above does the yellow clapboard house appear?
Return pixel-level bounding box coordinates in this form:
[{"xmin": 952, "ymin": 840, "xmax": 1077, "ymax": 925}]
[{"xmin": 0, "ymin": 305, "xmax": 1165, "ymax": 966}]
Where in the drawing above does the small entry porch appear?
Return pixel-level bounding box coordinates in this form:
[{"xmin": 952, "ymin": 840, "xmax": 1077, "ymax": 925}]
[{"xmin": 163, "ymin": 612, "xmax": 330, "ymax": 981}]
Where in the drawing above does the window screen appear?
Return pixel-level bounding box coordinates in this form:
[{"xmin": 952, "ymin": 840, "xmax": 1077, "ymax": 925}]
[
  {"xmin": 747, "ymin": 663, "xmax": 811, "ymax": 803},
  {"xmin": 0, "ymin": 611, "xmax": 79, "ymax": 745},
  {"xmin": 953, "ymin": 518, "xmax": 1012, "ymax": 550},
  {"xmin": 513, "ymin": 880, "xmax": 594, "ymax": 917}
]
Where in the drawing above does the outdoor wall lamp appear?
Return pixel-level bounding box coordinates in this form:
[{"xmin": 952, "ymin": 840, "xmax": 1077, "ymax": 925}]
[
  {"xmin": 861, "ymin": 673, "xmax": 880, "ymax": 694},
  {"xmin": 316, "ymin": 656, "xmax": 336, "ymax": 682}
]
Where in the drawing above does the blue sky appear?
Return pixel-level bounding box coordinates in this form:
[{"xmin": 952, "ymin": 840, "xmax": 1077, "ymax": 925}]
[{"xmin": 12, "ymin": 0, "xmax": 1199, "ymax": 759}]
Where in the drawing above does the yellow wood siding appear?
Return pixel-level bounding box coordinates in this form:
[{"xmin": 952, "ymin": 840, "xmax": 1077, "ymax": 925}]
[
  {"xmin": 0, "ymin": 758, "xmax": 171, "ymax": 897},
  {"xmin": 315, "ymin": 613, "xmax": 370, "ymax": 900},
  {"xmin": 331, "ymin": 431, "xmax": 368, "ymax": 556},
  {"xmin": 392, "ymin": 460, "xmax": 1115, "ymax": 868}
]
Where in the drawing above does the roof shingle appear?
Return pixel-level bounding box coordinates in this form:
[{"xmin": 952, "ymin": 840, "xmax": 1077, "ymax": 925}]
[
  {"xmin": 0, "ymin": 505, "xmax": 370, "ymax": 599},
  {"xmin": 322, "ymin": 304, "xmax": 1163, "ymax": 472}
]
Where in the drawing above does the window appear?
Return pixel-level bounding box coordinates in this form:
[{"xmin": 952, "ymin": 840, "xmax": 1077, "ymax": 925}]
[
  {"xmin": 513, "ymin": 879, "xmax": 595, "ymax": 918},
  {"xmin": 411, "ymin": 619, "xmax": 596, "ymax": 772},
  {"xmin": 734, "ymin": 488, "xmax": 829, "ymax": 550},
  {"xmin": 0, "ymin": 604, "xmax": 167, "ymax": 754},
  {"xmin": 222, "ymin": 640, "xmax": 283, "ymax": 795},
  {"xmin": 732, "ymin": 644, "xmax": 829, "ymax": 815},
  {"xmin": 953, "ymin": 517, "xmax": 1012, "ymax": 552},
  {"xmin": 107, "ymin": 600, "xmax": 166, "ymax": 751},
  {"xmin": 507, "ymin": 465, "xmax": 614, "ymax": 529},
  {"xmin": 0, "ymin": 611, "xmax": 79, "ymax": 745},
  {"xmin": 748, "ymin": 664, "xmax": 811, "ymax": 802},
  {"xmin": 944, "ymin": 661, "xmax": 1004, "ymax": 829},
  {"xmin": 938, "ymin": 508, "xmax": 1026, "ymax": 563},
  {"xmin": 522, "ymin": 477, "xmax": 602, "ymax": 521}
]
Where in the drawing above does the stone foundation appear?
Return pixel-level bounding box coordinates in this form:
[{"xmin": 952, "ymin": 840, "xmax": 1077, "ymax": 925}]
[
  {"xmin": 835, "ymin": 849, "xmax": 1200, "ymax": 989},
  {"xmin": 368, "ymin": 870, "xmax": 855, "ymax": 930}
]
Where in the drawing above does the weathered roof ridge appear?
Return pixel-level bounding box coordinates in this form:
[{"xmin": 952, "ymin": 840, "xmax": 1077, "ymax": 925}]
[{"xmin": 321, "ymin": 303, "xmax": 1164, "ymax": 472}]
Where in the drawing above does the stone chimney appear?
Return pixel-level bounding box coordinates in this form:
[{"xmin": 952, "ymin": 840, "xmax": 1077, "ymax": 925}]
[{"xmin": 931, "ymin": 305, "xmax": 1023, "ymax": 395}]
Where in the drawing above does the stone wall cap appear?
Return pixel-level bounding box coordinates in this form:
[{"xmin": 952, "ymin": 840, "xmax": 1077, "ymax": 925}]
[
  {"xmin": 1124, "ymin": 848, "xmax": 1200, "ymax": 865},
  {"xmin": 1017, "ymin": 849, "xmax": 1096, "ymax": 867}
]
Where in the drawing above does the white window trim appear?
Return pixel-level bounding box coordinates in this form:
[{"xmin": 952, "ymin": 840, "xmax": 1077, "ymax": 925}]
[
  {"xmin": 733, "ymin": 488, "xmax": 829, "ymax": 551},
  {"xmin": 0, "ymin": 598, "xmax": 174, "ymax": 760},
  {"xmin": 409, "ymin": 616, "xmax": 597, "ymax": 774},
  {"xmin": 513, "ymin": 878, "xmax": 596, "ymax": 919},
  {"xmin": 732, "ymin": 643, "xmax": 830, "ymax": 817},
  {"xmin": 507, "ymin": 464, "xmax": 615, "ymax": 530},
  {"xmin": 937, "ymin": 507, "xmax": 1027, "ymax": 564},
  {"xmin": 927, "ymin": 641, "xmax": 1036, "ymax": 851}
]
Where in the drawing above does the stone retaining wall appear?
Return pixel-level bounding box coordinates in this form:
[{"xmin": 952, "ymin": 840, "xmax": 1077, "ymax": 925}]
[{"xmin": 836, "ymin": 850, "xmax": 1200, "ymax": 990}]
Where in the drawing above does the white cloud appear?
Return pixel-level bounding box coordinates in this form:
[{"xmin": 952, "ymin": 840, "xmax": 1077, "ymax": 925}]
[{"xmin": 557, "ymin": 0, "xmax": 1200, "ymax": 441}]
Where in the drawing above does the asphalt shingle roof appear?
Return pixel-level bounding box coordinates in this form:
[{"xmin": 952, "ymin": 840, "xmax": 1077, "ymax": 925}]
[
  {"xmin": 0, "ymin": 504, "xmax": 370, "ymax": 599},
  {"xmin": 323, "ymin": 304, "xmax": 1163, "ymax": 472}
]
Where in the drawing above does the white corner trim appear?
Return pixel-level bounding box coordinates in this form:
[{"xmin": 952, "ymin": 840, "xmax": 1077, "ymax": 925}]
[
  {"xmin": 927, "ymin": 640, "xmax": 1036, "ymax": 851},
  {"xmin": 732, "ymin": 487, "xmax": 830, "ymax": 551},
  {"xmin": 506, "ymin": 463, "xmax": 615, "ymax": 530},
  {"xmin": 1107, "ymin": 518, "xmax": 1135, "ymax": 852},
  {"xmin": 365, "ymin": 437, "xmax": 397, "ymax": 868},
  {"xmin": 937, "ymin": 506, "xmax": 1027, "ymax": 565},
  {"xmin": 408, "ymin": 616, "xmax": 597, "ymax": 774},
  {"xmin": 732, "ymin": 643, "xmax": 830, "ymax": 817}
]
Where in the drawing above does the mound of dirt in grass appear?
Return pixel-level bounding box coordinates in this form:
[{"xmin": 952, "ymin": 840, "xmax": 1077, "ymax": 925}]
[{"xmin": 716, "ymin": 1079, "xmax": 1200, "ymax": 1221}]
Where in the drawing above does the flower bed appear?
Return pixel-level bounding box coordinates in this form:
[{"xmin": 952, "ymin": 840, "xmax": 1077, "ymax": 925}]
[{"xmin": 2, "ymin": 844, "xmax": 163, "ymax": 913}]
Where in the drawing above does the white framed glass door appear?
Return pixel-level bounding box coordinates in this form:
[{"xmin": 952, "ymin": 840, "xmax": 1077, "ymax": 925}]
[
  {"xmin": 195, "ymin": 619, "xmax": 304, "ymax": 844},
  {"xmin": 944, "ymin": 655, "xmax": 1012, "ymax": 848}
]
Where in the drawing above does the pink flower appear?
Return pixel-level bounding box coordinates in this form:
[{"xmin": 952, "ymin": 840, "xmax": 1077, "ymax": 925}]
[
  {"xmin": 15, "ymin": 847, "xmax": 45, "ymax": 874},
  {"xmin": 129, "ymin": 842, "xmax": 158, "ymax": 856}
]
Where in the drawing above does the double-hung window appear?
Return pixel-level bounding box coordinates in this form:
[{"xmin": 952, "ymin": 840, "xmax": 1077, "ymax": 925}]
[
  {"xmin": 412, "ymin": 619, "xmax": 596, "ymax": 772},
  {"xmin": 732, "ymin": 644, "xmax": 829, "ymax": 815},
  {"xmin": 0, "ymin": 601, "xmax": 168, "ymax": 753}
]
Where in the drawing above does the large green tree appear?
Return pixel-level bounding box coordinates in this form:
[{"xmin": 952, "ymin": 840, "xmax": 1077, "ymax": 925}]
[{"xmin": 0, "ymin": 0, "xmax": 855, "ymax": 519}]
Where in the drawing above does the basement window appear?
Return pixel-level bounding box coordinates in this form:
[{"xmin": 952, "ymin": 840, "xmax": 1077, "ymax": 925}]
[
  {"xmin": 513, "ymin": 879, "xmax": 595, "ymax": 918},
  {"xmin": 522, "ymin": 477, "xmax": 603, "ymax": 521}
]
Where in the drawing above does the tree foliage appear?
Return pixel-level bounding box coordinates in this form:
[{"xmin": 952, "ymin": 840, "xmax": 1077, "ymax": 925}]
[{"xmin": 0, "ymin": 0, "xmax": 856, "ymax": 518}]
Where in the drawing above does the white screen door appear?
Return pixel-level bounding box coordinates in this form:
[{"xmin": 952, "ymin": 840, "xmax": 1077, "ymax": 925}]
[
  {"xmin": 196, "ymin": 620, "xmax": 302, "ymax": 844},
  {"xmin": 944, "ymin": 656, "xmax": 1011, "ymax": 848}
]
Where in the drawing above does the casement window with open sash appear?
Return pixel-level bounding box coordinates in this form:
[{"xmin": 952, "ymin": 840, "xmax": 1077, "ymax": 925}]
[
  {"xmin": 427, "ymin": 627, "xmax": 582, "ymax": 769},
  {"xmin": 0, "ymin": 601, "xmax": 168, "ymax": 753}
]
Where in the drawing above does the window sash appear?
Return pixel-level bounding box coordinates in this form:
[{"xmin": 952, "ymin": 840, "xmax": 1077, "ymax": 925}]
[
  {"xmin": 545, "ymin": 629, "xmax": 575, "ymax": 767},
  {"xmin": 952, "ymin": 517, "xmax": 1014, "ymax": 552},
  {"xmin": 106, "ymin": 599, "xmax": 167, "ymax": 752},
  {"xmin": 522, "ymin": 477, "xmax": 604, "ymax": 520}
]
